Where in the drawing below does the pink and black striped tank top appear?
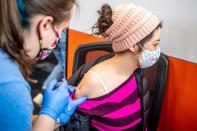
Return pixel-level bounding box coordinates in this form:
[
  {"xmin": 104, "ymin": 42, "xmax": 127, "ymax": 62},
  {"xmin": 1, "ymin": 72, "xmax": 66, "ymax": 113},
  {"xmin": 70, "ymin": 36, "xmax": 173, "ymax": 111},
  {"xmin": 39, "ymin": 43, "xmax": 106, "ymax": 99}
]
[{"xmin": 76, "ymin": 71, "xmax": 142, "ymax": 130}]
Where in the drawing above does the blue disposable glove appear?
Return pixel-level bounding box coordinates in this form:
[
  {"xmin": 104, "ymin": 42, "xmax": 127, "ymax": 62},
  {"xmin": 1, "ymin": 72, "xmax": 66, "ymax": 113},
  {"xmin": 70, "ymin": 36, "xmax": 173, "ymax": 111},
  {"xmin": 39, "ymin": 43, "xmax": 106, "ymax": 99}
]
[
  {"xmin": 39, "ymin": 79, "xmax": 70, "ymax": 121},
  {"xmin": 58, "ymin": 86, "xmax": 87, "ymax": 125}
]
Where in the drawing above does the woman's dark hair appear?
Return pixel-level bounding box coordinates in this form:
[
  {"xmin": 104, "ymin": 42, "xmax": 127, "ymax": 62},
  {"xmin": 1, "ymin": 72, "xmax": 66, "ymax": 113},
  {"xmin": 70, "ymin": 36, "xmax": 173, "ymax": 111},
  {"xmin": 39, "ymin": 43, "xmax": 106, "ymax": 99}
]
[
  {"xmin": 0, "ymin": 0, "xmax": 76, "ymax": 79},
  {"xmin": 92, "ymin": 4, "xmax": 113, "ymax": 37}
]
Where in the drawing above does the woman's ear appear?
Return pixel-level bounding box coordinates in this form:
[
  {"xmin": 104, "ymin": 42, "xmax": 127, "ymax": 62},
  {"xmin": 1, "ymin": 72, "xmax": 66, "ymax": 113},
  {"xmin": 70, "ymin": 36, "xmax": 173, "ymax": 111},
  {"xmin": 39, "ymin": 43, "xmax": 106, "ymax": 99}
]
[
  {"xmin": 38, "ymin": 16, "xmax": 54, "ymax": 38},
  {"xmin": 128, "ymin": 44, "xmax": 140, "ymax": 54}
]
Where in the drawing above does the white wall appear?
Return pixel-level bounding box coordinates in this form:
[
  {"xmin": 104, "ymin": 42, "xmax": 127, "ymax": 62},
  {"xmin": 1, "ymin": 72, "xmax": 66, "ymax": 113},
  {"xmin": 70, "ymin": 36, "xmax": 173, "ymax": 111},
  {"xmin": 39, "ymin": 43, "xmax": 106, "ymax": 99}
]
[{"xmin": 70, "ymin": 0, "xmax": 197, "ymax": 63}]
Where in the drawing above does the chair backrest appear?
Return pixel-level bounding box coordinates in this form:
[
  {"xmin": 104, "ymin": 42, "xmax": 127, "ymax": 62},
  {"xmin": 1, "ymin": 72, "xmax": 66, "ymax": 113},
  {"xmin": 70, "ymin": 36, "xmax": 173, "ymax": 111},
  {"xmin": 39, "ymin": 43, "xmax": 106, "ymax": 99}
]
[
  {"xmin": 72, "ymin": 41, "xmax": 113, "ymax": 74},
  {"xmin": 72, "ymin": 41, "xmax": 168, "ymax": 131},
  {"xmin": 142, "ymin": 53, "xmax": 168, "ymax": 131}
]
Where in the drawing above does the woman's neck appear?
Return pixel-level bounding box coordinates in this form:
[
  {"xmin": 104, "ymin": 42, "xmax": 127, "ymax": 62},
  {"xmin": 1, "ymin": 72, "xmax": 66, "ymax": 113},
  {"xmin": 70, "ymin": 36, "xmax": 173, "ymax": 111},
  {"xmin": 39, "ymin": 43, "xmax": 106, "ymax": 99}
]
[{"xmin": 110, "ymin": 50, "xmax": 139, "ymax": 74}]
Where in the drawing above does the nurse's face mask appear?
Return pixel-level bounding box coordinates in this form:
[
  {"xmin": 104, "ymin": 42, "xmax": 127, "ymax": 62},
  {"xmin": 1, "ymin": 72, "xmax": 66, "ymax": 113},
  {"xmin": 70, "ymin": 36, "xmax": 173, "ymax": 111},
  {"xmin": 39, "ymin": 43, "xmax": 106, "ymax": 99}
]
[
  {"xmin": 37, "ymin": 28, "xmax": 60, "ymax": 60},
  {"xmin": 138, "ymin": 43, "xmax": 161, "ymax": 68}
]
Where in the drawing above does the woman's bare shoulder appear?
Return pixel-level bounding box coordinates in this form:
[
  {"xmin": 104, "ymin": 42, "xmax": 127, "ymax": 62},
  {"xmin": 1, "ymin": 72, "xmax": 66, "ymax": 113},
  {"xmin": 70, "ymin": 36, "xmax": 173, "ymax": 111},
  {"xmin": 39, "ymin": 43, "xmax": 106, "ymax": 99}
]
[
  {"xmin": 74, "ymin": 70, "xmax": 101, "ymax": 99},
  {"xmin": 74, "ymin": 59, "xmax": 112, "ymax": 99}
]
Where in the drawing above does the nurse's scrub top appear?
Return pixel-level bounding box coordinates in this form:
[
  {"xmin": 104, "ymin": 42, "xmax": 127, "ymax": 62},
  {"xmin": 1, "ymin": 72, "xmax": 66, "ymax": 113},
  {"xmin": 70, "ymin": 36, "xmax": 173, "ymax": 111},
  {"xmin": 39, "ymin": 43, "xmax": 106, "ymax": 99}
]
[{"xmin": 0, "ymin": 49, "xmax": 33, "ymax": 131}]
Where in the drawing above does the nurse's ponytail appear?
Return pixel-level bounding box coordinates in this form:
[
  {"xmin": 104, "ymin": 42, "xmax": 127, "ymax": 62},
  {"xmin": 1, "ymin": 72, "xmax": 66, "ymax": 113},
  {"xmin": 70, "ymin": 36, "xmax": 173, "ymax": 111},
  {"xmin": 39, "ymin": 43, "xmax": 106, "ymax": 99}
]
[{"xmin": 0, "ymin": 0, "xmax": 76, "ymax": 79}]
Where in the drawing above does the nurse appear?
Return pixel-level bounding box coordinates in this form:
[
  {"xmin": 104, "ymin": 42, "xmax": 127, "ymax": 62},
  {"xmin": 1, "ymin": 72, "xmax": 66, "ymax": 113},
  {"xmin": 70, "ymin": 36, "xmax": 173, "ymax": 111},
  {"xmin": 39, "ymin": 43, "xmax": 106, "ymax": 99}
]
[{"xmin": 0, "ymin": 0, "xmax": 86, "ymax": 131}]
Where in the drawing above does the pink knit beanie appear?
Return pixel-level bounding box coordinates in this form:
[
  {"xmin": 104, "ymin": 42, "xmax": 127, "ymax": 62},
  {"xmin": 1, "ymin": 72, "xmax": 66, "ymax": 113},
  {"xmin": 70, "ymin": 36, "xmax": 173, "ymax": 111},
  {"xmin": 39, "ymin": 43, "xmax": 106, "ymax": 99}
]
[{"xmin": 104, "ymin": 3, "xmax": 160, "ymax": 52}]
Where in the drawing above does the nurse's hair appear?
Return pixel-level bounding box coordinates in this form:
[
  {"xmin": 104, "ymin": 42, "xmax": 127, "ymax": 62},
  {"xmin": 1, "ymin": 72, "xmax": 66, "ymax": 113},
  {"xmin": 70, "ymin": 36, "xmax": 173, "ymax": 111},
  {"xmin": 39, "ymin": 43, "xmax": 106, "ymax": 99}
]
[{"xmin": 0, "ymin": 0, "xmax": 76, "ymax": 79}]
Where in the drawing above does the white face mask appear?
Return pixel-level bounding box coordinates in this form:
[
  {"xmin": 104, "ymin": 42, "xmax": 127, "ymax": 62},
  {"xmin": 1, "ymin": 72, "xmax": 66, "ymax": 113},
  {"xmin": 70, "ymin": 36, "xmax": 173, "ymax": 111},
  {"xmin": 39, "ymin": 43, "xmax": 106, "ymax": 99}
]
[{"xmin": 138, "ymin": 44, "xmax": 161, "ymax": 68}]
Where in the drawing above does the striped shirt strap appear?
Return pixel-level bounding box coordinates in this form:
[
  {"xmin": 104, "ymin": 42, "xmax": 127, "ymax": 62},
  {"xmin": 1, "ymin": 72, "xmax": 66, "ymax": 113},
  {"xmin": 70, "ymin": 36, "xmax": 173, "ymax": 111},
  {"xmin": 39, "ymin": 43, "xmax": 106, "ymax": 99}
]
[{"xmin": 87, "ymin": 71, "xmax": 109, "ymax": 93}]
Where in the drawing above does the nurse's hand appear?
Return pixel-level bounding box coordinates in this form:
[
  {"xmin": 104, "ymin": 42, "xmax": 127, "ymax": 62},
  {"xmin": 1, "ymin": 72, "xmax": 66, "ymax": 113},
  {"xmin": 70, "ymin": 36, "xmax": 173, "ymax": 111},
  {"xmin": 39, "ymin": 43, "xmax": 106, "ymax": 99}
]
[
  {"xmin": 39, "ymin": 79, "xmax": 70, "ymax": 121},
  {"xmin": 58, "ymin": 96, "xmax": 87, "ymax": 125}
]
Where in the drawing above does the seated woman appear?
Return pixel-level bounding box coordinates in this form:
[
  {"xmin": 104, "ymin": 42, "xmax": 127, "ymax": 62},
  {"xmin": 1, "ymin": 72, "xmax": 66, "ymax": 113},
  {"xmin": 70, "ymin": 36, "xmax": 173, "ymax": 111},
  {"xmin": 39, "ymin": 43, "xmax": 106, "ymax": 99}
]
[{"xmin": 74, "ymin": 3, "xmax": 162, "ymax": 130}]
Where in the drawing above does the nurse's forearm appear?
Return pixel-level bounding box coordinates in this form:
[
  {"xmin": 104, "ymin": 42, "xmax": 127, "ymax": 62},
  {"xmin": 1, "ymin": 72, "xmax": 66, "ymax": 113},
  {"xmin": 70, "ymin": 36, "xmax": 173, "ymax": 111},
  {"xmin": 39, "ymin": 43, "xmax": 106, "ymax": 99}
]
[
  {"xmin": 32, "ymin": 115, "xmax": 38, "ymax": 124},
  {"xmin": 32, "ymin": 115, "xmax": 55, "ymax": 131}
]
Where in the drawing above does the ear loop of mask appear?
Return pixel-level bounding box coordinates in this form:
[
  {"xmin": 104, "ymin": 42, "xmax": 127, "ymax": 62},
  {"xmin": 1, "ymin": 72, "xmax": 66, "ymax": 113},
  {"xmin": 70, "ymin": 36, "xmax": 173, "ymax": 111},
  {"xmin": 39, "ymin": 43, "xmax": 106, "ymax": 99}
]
[
  {"xmin": 39, "ymin": 38, "xmax": 55, "ymax": 51},
  {"xmin": 36, "ymin": 27, "xmax": 60, "ymax": 60},
  {"xmin": 37, "ymin": 39, "xmax": 46, "ymax": 60},
  {"xmin": 38, "ymin": 27, "xmax": 59, "ymax": 50},
  {"xmin": 51, "ymin": 29, "xmax": 60, "ymax": 48},
  {"xmin": 138, "ymin": 43, "xmax": 144, "ymax": 51},
  {"xmin": 39, "ymin": 39, "xmax": 45, "ymax": 49}
]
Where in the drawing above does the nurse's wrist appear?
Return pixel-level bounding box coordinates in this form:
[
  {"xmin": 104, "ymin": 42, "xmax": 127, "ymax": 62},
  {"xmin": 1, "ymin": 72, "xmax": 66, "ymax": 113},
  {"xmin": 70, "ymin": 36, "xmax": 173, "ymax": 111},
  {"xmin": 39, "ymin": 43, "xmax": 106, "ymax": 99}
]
[
  {"xmin": 38, "ymin": 114, "xmax": 55, "ymax": 123},
  {"xmin": 39, "ymin": 107, "xmax": 58, "ymax": 121},
  {"xmin": 33, "ymin": 114, "xmax": 56, "ymax": 131}
]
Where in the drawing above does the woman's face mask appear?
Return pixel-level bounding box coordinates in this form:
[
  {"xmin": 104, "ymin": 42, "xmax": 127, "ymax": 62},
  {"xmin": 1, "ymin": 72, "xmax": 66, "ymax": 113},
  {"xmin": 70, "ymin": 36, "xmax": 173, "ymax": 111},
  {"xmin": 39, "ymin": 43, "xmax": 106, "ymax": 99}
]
[
  {"xmin": 138, "ymin": 44, "xmax": 161, "ymax": 68},
  {"xmin": 37, "ymin": 29, "xmax": 60, "ymax": 60}
]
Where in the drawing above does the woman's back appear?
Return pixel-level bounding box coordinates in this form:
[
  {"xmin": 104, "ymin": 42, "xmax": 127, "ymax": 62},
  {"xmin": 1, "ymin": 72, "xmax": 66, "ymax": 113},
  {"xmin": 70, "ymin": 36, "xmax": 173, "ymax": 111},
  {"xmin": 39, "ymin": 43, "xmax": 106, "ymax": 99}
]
[
  {"xmin": 76, "ymin": 72, "xmax": 142, "ymax": 130},
  {"xmin": 74, "ymin": 52, "xmax": 139, "ymax": 98},
  {"xmin": 74, "ymin": 54, "xmax": 142, "ymax": 130}
]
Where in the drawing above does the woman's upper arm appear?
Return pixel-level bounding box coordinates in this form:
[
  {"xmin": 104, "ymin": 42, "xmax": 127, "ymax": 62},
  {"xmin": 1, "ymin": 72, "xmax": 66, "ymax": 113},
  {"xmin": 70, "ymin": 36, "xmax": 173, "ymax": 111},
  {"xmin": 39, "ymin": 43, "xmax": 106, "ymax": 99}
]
[
  {"xmin": 0, "ymin": 82, "xmax": 34, "ymax": 131},
  {"xmin": 74, "ymin": 74, "xmax": 99, "ymax": 99}
]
